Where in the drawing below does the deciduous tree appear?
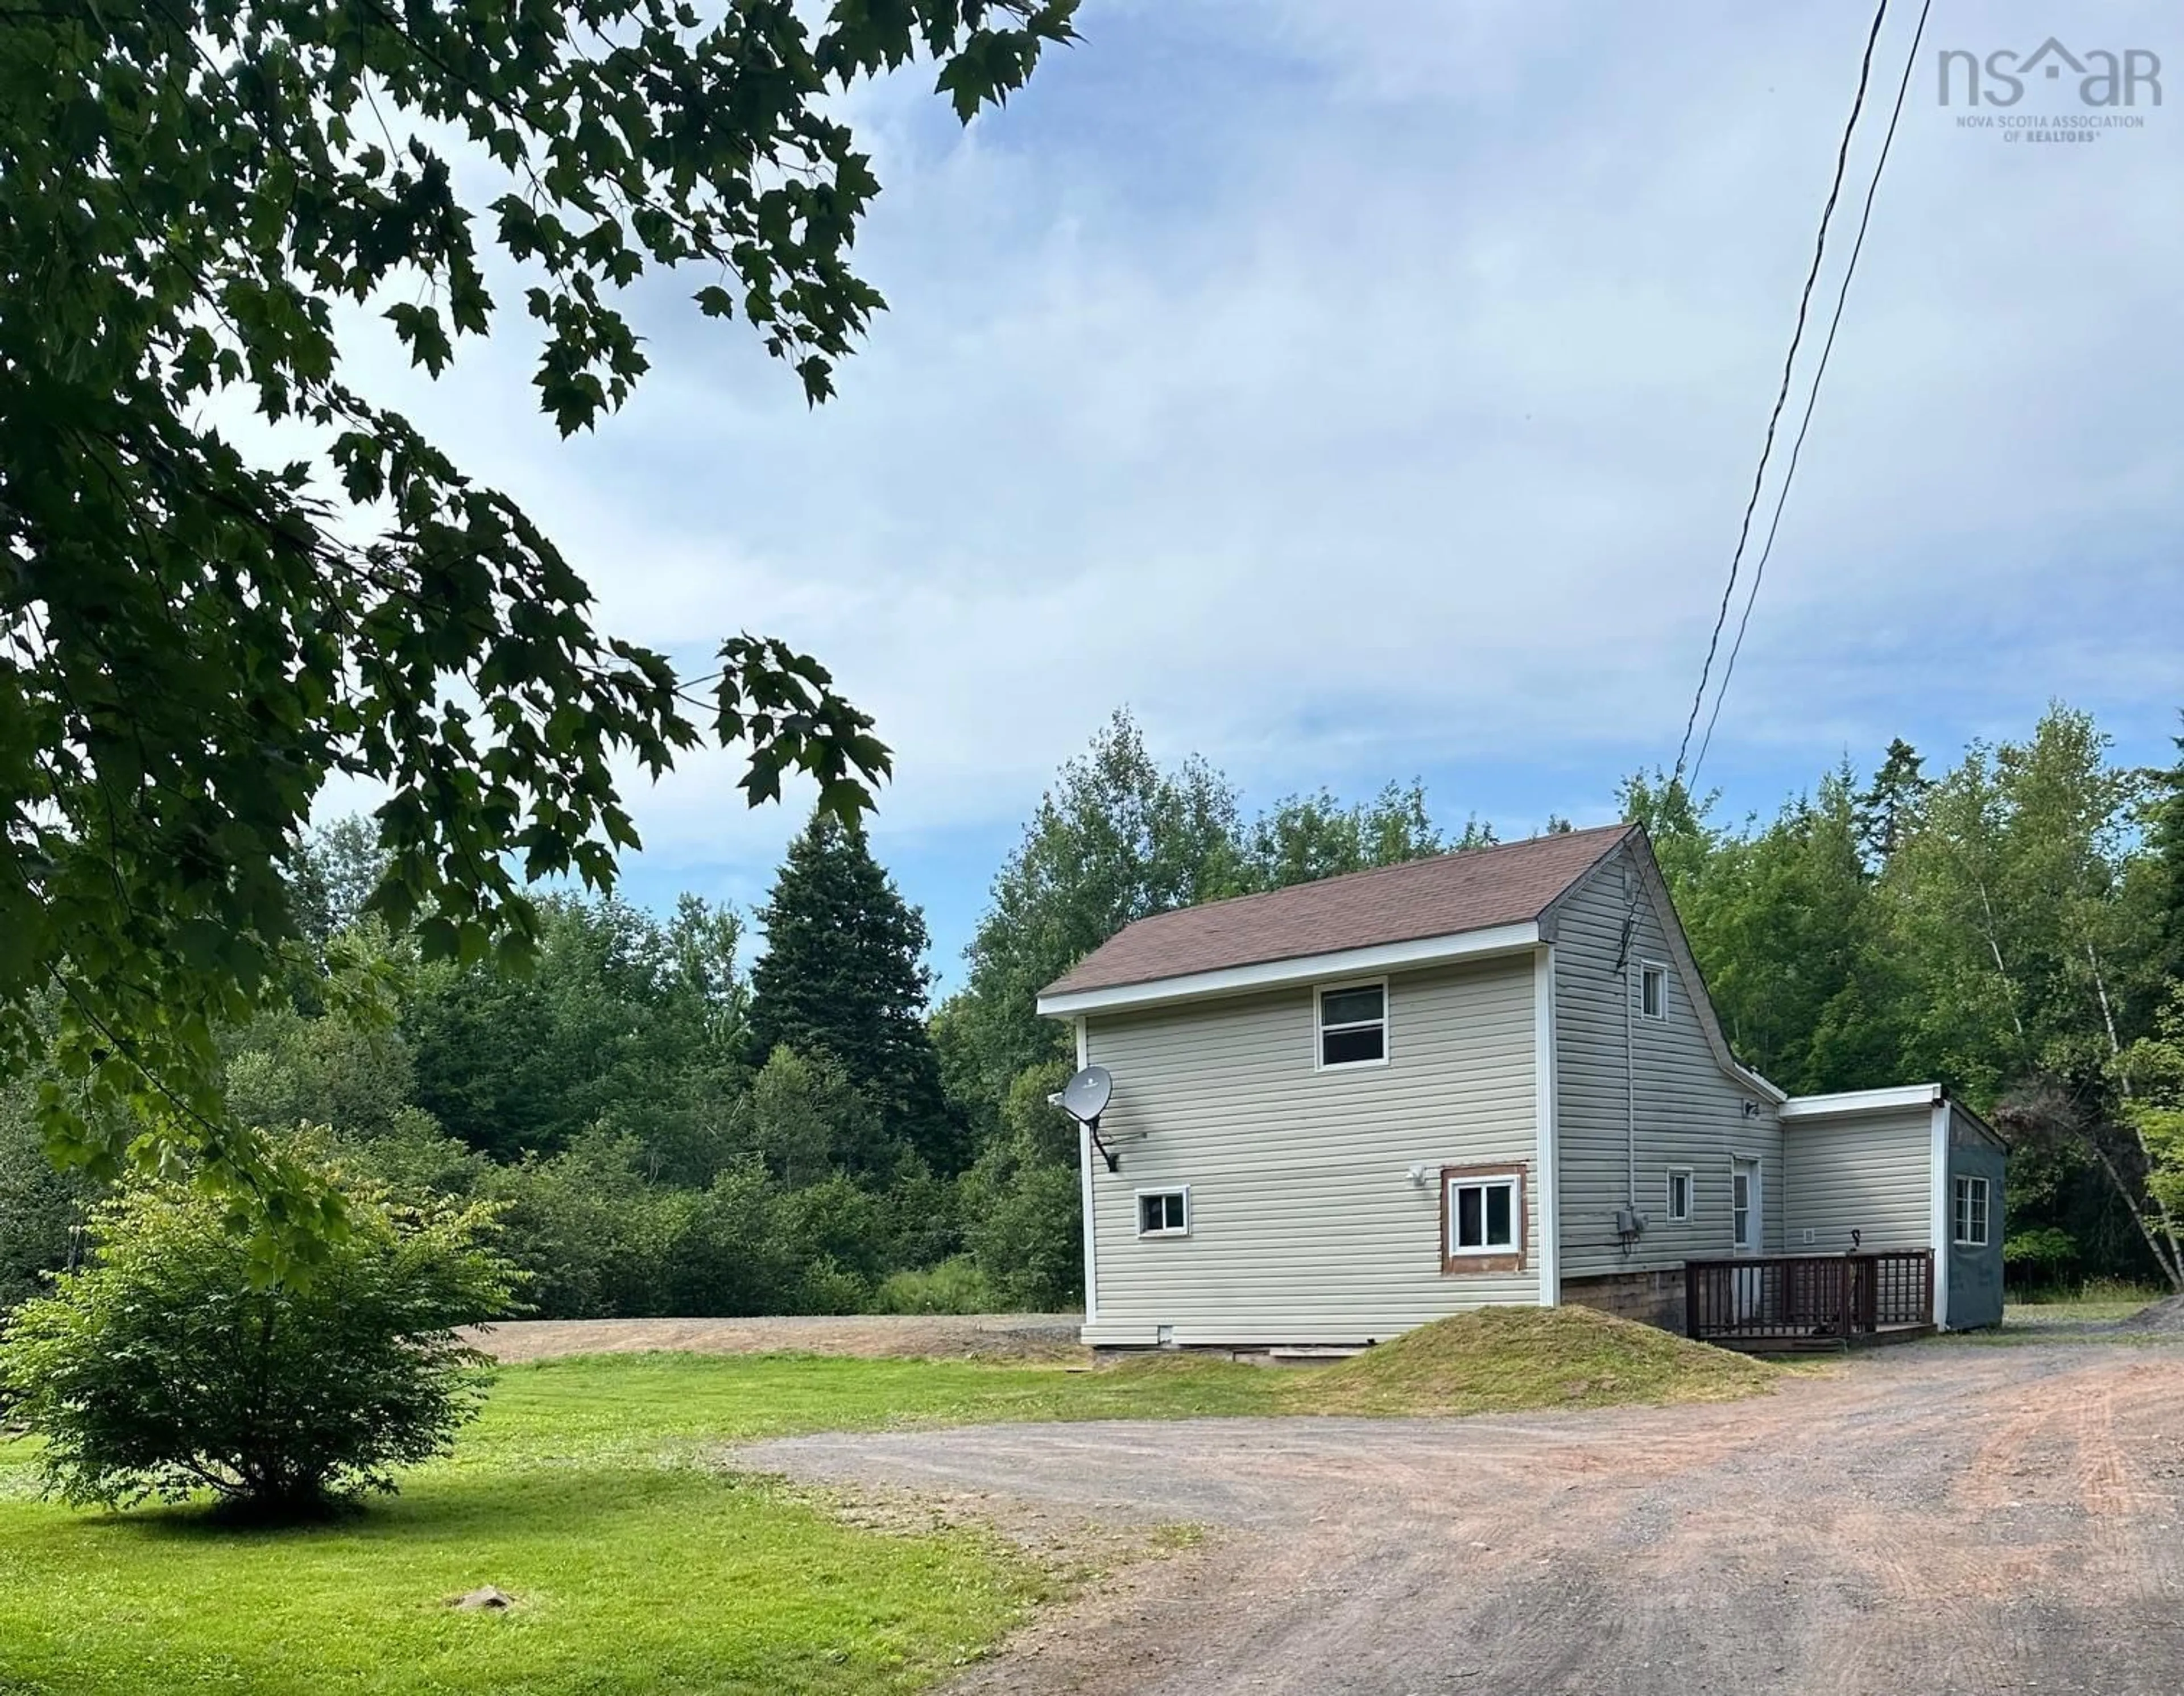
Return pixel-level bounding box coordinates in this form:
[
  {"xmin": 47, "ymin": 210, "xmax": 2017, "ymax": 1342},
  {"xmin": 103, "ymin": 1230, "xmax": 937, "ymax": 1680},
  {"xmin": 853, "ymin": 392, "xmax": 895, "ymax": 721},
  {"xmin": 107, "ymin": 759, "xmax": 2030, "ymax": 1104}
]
[
  {"xmin": 0, "ymin": 0, "xmax": 1074, "ymax": 1263},
  {"xmin": 958, "ymin": 709, "xmax": 1245, "ymax": 1094}
]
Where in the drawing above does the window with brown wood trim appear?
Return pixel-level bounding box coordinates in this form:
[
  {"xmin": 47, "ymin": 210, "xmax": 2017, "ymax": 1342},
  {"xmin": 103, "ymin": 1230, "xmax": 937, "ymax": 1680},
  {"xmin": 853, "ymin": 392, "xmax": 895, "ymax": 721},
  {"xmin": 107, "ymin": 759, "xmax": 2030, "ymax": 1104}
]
[{"xmin": 1440, "ymin": 1162, "xmax": 1527, "ymax": 1275}]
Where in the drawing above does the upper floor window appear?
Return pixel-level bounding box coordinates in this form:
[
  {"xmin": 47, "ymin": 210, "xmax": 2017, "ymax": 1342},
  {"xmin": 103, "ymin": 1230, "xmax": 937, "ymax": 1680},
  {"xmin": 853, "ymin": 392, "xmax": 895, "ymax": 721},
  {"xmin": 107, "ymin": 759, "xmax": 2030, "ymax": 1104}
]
[
  {"xmin": 1317, "ymin": 981, "xmax": 1387, "ymax": 1069},
  {"xmin": 1639, "ymin": 962, "xmax": 1668, "ymax": 1020}
]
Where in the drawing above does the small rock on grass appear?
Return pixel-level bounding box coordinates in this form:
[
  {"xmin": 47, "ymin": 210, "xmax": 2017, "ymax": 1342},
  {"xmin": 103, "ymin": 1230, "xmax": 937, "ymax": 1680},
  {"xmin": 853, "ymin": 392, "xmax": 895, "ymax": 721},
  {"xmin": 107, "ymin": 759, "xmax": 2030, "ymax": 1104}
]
[{"xmin": 450, "ymin": 1586, "xmax": 515, "ymax": 1612}]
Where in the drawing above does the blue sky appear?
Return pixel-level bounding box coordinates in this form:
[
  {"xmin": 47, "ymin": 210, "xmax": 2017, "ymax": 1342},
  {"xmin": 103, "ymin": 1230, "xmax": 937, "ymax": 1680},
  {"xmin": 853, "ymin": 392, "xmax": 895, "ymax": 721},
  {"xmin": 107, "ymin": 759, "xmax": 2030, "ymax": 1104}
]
[{"xmin": 328, "ymin": 1, "xmax": 2184, "ymax": 989}]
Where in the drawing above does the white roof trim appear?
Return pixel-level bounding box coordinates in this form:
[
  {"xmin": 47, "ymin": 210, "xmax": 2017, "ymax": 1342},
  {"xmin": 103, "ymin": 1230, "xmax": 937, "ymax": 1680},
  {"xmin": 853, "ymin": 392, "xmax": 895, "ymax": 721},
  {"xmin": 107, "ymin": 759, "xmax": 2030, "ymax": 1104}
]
[
  {"xmin": 1036, "ymin": 921, "xmax": 1542, "ymax": 1018},
  {"xmin": 1779, "ymin": 1083, "xmax": 1944, "ymax": 1120}
]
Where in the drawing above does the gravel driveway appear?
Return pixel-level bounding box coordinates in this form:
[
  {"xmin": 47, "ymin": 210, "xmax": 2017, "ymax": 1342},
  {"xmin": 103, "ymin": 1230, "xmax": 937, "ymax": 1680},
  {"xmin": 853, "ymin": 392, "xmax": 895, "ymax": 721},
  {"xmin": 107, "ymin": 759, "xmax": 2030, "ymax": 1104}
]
[{"xmin": 744, "ymin": 1341, "xmax": 2184, "ymax": 1696}]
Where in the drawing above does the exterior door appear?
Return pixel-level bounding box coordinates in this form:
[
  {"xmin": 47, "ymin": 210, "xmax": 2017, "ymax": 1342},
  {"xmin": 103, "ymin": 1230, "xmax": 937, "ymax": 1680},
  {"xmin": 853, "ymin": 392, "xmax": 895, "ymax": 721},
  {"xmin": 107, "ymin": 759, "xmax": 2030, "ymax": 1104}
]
[
  {"xmin": 1730, "ymin": 1157, "xmax": 1763, "ymax": 1320},
  {"xmin": 1731, "ymin": 1159, "xmax": 1761, "ymax": 1254},
  {"xmin": 1946, "ymin": 1140, "xmax": 2006, "ymax": 1330}
]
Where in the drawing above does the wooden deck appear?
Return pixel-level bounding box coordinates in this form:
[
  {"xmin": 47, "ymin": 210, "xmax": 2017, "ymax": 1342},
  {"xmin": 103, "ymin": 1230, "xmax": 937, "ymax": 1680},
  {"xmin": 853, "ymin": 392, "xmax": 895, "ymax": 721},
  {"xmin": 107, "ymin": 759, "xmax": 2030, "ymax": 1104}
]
[{"xmin": 1686, "ymin": 1251, "xmax": 1935, "ymax": 1353}]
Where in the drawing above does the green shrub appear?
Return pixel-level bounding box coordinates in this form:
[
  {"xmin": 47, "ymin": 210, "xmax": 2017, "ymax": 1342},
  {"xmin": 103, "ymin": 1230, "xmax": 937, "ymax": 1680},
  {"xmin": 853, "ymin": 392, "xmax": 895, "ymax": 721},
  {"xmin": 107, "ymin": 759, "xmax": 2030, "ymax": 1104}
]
[
  {"xmin": 477, "ymin": 1126, "xmax": 690, "ymax": 1318},
  {"xmin": 871, "ymin": 1255, "xmax": 996, "ymax": 1315},
  {"xmin": 963, "ymin": 1158, "xmax": 1083, "ymax": 1311},
  {"xmin": 793, "ymin": 1254, "xmax": 871, "ymax": 1315},
  {"xmin": 0, "ymin": 1179, "xmax": 514, "ymax": 1516},
  {"xmin": 663, "ymin": 1160, "xmax": 799, "ymax": 1316}
]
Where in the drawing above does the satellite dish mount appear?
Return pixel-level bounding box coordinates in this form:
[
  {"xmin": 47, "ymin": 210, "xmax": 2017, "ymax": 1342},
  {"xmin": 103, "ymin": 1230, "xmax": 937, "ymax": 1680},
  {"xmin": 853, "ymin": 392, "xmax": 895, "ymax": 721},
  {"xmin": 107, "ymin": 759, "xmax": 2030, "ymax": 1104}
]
[{"xmin": 1057, "ymin": 1065, "xmax": 1120, "ymax": 1172}]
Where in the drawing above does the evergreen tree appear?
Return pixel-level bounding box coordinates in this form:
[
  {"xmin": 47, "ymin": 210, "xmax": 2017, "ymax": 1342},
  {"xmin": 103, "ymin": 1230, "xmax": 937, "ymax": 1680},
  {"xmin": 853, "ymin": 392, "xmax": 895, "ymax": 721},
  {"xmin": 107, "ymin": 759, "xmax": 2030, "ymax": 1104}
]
[
  {"xmin": 2149, "ymin": 714, "xmax": 2184, "ymax": 989},
  {"xmin": 746, "ymin": 814, "xmax": 959, "ymax": 1173},
  {"xmin": 1854, "ymin": 738, "xmax": 1931, "ymax": 868}
]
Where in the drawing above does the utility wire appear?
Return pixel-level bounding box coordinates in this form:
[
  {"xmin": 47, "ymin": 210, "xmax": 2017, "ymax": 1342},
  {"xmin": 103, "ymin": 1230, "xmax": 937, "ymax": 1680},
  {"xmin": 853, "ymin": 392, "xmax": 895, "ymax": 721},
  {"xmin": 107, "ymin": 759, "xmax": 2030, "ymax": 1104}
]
[
  {"xmin": 1669, "ymin": 0, "xmax": 1893, "ymax": 790},
  {"xmin": 1691, "ymin": 0, "xmax": 1933, "ymax": 787}
]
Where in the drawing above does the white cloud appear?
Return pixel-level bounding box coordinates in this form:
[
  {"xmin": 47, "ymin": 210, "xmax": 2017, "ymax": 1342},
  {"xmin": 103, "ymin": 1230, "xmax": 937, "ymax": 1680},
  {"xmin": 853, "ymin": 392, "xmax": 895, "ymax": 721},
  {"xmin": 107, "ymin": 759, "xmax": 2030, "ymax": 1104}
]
[{"xmin": 307, "ymin": 0, "xmax": 2181, "ymax": 920}]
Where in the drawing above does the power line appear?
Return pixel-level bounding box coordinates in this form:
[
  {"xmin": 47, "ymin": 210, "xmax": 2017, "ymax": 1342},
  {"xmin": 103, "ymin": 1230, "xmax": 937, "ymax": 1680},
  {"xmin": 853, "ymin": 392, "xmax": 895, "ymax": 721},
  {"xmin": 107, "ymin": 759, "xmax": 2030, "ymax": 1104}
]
[
  {"xmin": 1669, "ymin": 0, "xmax": 1893, "ymax": 791},
  {"xmin": 1691, "ymin": 0, "xmax": 1933, "ymax": 787}
]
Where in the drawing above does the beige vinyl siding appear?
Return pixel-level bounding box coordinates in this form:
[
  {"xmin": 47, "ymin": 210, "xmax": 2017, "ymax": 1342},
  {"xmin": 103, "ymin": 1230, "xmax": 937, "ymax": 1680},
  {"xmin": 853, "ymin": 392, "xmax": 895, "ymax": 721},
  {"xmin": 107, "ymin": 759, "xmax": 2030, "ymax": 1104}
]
[
  {"xmin": 1550, "ymin": 846, "xmax": 1781, "ymax": 1278},
  {"xmin": 1081, "ymin": 956, "xmax": 1537, "ymax": 1346},
  {"xmin": 1782, "ymin": 1108, "xmax": 1935, "ymax": 1252}
]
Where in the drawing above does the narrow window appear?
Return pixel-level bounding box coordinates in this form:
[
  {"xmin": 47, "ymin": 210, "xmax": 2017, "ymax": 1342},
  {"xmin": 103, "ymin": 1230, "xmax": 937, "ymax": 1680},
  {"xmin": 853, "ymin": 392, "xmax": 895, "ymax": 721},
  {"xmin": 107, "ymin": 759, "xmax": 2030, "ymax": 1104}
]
[
  {"xmin": 1953, "ymin": 1175, "xmax": 1989, "ymax": 1247},
  {"xmin": 1665, "ymin": 1167, "xmax": 1693, "ymax": 1223},
  {"xmin": 1731, "ymin": 1166, "xmax": 1754, "ymax": 1251},
  {"xmin": 1442, "ymin": 1167, "xmax": 1524, "ymax": 1271},
  {"xmin": 1317, "ymin": 981, "xmax": 1387, "ymax": 1069},
  {"xmin": 1137, "ymin": 1188, "xmax": 1190, "ymax": 1238},
  {"xmin": 1639, "ymin": 963, "xmax": 1667, "ymax": 1020}
]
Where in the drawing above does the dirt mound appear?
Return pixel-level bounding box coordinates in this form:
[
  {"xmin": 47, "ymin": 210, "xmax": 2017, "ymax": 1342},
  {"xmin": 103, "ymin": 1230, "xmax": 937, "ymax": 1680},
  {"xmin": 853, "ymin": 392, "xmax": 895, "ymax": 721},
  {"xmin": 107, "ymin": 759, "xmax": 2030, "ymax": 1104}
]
[
  {"xmin": 1297, "ymin": 1305, "xmax": 1775, "ymax": 1417},
  {"xmin": 2116, "ymin": 1292, "xmax": 2184, "ymax": 1334}
]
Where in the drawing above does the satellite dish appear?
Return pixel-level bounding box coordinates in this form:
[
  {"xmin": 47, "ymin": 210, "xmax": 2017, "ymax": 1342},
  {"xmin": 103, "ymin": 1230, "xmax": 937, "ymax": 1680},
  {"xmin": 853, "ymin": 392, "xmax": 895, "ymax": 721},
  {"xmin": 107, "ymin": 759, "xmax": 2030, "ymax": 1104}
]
[
  {"xmin": 1057, "ymin": 1065, "xmax": 1123, "ymax": 1172},
  {"xmin": 1058, "ymin": 1066, "xmax": 1112, "ymax": 1127}
]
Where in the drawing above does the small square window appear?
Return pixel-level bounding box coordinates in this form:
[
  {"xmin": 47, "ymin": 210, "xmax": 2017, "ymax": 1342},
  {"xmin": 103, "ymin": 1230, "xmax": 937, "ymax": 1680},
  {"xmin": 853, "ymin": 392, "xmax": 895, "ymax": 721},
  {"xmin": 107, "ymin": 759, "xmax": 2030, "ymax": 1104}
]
[
  {"xmin": 1639, "ymin": 963, "xmax": 1668, "ymax": 1020},
  {"xmin": 1442, "ymin": 1168, "xmax": 1524, "ymax": 1271},
  {"xmin": 1138, "ymin": 1189, "xmax": 1189, "ymax": 1237},
  {"xmin": 1952, "ymin": 1175, "xmax": 1989, "ymax": 1247},
  {"xmin": 1317, "ymin": 981, "xmax": 1387, "ymax": 1069},
  {"xmin": 1665, "ymin": 1168, "xmax": 1693, "ymax": 1223}
]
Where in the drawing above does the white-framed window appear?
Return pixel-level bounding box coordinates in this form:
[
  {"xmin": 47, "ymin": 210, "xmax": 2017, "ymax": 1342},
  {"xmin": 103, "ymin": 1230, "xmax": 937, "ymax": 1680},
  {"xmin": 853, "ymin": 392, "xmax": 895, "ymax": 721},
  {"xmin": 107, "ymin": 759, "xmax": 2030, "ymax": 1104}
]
[
  {"xmin": 1665, "ymin": 1166, "xmax": 1693, "ymax": 1223},
  {"xmin": 1137, "ymin": 1187, "xmax": 1190, "ymax": 1238},
  {"xmin": 1639, "ymin": 962, "xmax": 1668, "ymax": 1021},
  {"xmin": 1316, "ymin": 979, "xmax": 1388, "ymax": 1070},
  {"xmin": 1442, "ymin": 1165, "xmax": 1524, "ymax": 1271},
  {"xmin": 1953, "ymin": 1174, "xmax": 1989, "ymax": 1247}
]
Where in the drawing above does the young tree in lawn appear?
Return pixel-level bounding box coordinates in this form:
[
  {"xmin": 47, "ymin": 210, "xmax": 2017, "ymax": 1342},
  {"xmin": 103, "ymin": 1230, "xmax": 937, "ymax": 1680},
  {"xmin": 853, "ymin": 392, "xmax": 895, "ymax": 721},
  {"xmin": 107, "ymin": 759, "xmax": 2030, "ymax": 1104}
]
[
  {"xmin": 745, "ymin": 813, "xmax": 958, "ymax": 1172},
  {"xmin": 0, "ymin": 1, "xmax": 1076, "ymax": 1266},
  {"xmin": 0, "ymin": 1168, "xmax": 515, "ymax": 1515}
]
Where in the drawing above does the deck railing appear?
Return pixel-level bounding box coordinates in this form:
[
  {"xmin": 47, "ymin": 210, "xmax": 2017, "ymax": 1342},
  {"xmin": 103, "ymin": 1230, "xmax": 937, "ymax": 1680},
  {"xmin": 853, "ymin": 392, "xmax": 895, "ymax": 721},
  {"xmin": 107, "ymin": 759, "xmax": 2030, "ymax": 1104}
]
[{"xmin": 1685, "ymin": 1251, "xmax": 1933, "ymax": 1346}]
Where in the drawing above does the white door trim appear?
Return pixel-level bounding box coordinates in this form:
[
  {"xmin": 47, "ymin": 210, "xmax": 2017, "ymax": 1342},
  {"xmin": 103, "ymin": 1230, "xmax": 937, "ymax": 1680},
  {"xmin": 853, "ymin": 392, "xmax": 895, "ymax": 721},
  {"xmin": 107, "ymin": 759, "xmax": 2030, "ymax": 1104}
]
[
  {"xmin": 1730, "ymin": 1156, "xmax": 1761, "ymax": 1256},
  {"xmin": 1929, "ymin": 1101, "xmax": 1951, "ymax": 1332}
]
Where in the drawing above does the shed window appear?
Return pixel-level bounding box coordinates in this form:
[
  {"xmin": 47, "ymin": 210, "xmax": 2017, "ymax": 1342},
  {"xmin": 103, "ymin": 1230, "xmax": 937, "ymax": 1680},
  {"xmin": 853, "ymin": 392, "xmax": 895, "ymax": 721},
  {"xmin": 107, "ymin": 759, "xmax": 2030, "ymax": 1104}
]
[
  {"xmin": 1665, "ymin": 1167, "xmax": 1693, "ymax": 1223},
  {"xmin": 1317, "ymin": 981, "xmax": 1387, "ymax": 1069},
  {"xmin": 1441, "ymin": 1165, "xmax": 1525, "ymax": 1273},
  {"xmin": 1138, "ymin": 1188, "xmax": 1189, "ymax": 1238},
  {"xmin": 1639, "ymin": 962, "xmax": 1668, "ymax": 1020},
  {"xmin": 1952, "ymin": 1175, "xmax": 1989, "ymax": 1247}
]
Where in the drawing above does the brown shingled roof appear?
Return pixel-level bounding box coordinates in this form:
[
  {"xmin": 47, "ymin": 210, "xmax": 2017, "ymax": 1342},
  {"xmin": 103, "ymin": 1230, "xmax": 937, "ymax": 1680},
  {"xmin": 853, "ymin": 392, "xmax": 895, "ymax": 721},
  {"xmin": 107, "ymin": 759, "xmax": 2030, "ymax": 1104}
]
[{"xmin": 1041, "ymin": 822, "xmax": 1635, "ymax": 998}]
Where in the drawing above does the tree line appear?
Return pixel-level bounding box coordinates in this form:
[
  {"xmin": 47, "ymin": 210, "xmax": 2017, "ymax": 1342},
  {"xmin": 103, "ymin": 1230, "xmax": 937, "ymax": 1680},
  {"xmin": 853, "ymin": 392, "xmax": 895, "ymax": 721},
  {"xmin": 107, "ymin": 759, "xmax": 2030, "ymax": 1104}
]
[{"xmin": 5, "ymin": 703, "xmax": 2178, "ymax": 1317}]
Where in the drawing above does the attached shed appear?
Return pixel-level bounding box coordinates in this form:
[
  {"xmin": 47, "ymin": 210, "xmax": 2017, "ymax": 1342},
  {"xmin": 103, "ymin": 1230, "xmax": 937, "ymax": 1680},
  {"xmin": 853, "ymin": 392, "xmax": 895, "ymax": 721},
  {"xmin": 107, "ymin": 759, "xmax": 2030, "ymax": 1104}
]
[{"xmin": 1780, "ymin": 1085, "xmax": 2007, "ymax": 1331}]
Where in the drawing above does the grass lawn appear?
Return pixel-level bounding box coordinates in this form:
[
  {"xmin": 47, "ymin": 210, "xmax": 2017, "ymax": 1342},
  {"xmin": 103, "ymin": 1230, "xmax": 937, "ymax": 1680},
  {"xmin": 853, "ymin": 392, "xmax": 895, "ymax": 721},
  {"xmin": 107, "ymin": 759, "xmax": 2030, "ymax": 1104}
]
[
  {"xmin": 2003, "ymin": 1285, "xmax": 2170, "ymax": 1325},
  {"xmin": 0, "ymin": 1312, "xmax": 1772, "ymax": 1695}
]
